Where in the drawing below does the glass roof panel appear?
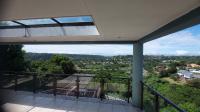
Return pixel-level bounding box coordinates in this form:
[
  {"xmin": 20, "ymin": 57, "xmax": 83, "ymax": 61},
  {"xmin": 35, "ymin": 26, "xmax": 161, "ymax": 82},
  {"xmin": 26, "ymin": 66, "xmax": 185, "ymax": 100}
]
[
  {"xmin": 0, "ymin": 28, "xmax": 26, "ymax": 37},
  {"xmin": 63, "ymin": 26, "xmax": 99, "ymax": 36},
  {"xmin": 55, "ymin": 16, "xmax": 93, "ymax": 23},
  {"xmin": 0, "ymin": 16, "xmax": 99, "ymax": 37},
  {"xmin": 28, "ymin": 27, "xmax": 63, "ymax": 37},
  {"xmin": 0, "ymin": 21, "xmax": 20, "ymax": 26},
  {"xmin": 16, "ymin": 18, "xmax": 56, "ymax": 25}
]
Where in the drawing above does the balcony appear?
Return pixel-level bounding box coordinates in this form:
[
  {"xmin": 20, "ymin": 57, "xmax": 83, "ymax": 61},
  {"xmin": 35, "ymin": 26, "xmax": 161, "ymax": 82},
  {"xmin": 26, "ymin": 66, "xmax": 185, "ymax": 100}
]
[
  {"xmin": 0, "ymin": 72, "xmax": 187, "ymax": 112},
  {"xmin": 0, "ymin": 72, "xmax": 140, "ymax": 112}
]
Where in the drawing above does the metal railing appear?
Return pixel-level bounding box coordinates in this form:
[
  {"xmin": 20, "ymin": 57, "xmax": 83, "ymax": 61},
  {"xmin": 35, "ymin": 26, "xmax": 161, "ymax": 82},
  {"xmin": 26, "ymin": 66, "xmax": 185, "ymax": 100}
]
[
  {"xmin": 140, "ymin": 81, "xmax": 186, "ymax": 112},
  {"xmin": 0, "ymin": 71, "xmax": 131, "ymax": 103}
]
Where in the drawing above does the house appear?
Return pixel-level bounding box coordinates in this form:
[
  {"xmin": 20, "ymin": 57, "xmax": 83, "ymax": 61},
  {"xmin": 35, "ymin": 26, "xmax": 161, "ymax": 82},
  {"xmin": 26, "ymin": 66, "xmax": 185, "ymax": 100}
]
[
  {"xmin": 177, "ymin": 70, "xmax": 193, "ymax": 79},
  {"xmin": 190, "ymin": 69, "xmax": 200, "ymax": 74}
]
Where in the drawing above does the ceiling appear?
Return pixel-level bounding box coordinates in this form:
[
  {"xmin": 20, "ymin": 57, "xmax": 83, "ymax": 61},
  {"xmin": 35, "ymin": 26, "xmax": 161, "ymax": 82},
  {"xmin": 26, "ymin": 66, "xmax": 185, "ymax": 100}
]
[{"xmin": 0, "ymin": 0, "xmax": 199, "ymax": 43}]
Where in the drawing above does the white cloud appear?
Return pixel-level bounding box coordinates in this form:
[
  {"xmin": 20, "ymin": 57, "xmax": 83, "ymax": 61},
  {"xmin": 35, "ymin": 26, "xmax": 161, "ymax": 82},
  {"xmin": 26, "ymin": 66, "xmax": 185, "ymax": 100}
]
[
  {"xmin": 176, "ymin": 50, "xmax": 189, "ymax": 55},
  {"xmin": 144, "ymin": 30, "xmax": 200, "ymax": 55}
]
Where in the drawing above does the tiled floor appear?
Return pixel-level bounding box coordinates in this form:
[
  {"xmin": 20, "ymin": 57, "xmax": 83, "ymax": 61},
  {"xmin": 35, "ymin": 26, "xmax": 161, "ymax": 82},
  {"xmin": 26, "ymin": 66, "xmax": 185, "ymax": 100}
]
[{"xmin": 0, "ymin": 90, "xmax": 141, "ymax": 112}]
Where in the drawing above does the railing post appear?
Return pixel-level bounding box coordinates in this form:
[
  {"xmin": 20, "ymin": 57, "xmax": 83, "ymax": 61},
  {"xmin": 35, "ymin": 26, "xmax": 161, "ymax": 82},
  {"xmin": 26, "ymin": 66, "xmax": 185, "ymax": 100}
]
[
  {"xmin": 33, "ymin": 74, "xmax": 36, "ymax": 93},
  {"xmin": 76, "ymin": 76, "xmax": 80, "ymax": 99},
  {"xmin": 140, "ymin": 81, "xmax": 144, "ymax": 110},
  {"xmin": 100, "ymin": 78, "xmax": 105, "ymax": 100},
  {"xmin": 14, "ymin": 74, "xmax": 18, "ymax": 91},
  {"xmin": 53, "ymin": 75, "xmax": 57, "ymax": 96},
  {"xmin": 155, "ymin": 94, "xmax": 159, "ymax": 112},
  {"xmin": 127, "ymin": 78, "xmax": 130, "ymax": 103}
]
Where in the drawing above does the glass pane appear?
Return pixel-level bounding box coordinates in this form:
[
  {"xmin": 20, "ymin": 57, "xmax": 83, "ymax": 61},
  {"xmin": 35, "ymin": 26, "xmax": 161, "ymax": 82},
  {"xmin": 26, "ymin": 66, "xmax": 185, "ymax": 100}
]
[
  {"xmin": 28, "ymin": 27, "xmax": 63, "ymax": 37},
  {"xmin": 16, "ymin": 19, "xmax": 56, "ymax": 25},
  {"xmin": 64, "ymin": 26, "xmax": 99, "ymax": 36},
  {"xmin": 0, "ymin": 21, "xmax": 20, "ymax": 26},
  {"xmin": 55, "ymin": 16, "xmax": 93, "ymax": 23},
  {"xmin": 0, "ymin": 28, "xmax": 25, "ymax": 37}
]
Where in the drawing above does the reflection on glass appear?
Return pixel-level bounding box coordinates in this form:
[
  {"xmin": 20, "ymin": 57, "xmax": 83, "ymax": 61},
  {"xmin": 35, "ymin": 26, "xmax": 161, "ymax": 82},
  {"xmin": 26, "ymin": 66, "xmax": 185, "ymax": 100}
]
[
  {"xmin": 17, "ymin": 19, "xmax": 56, "ymax": 25},
  {"xmin": 0, "ymin": 21, "xmax": 20, "ymax": 26},
  {"xmin": 55, "ymin": 16, "xmax": 93, "ymax": 23}
]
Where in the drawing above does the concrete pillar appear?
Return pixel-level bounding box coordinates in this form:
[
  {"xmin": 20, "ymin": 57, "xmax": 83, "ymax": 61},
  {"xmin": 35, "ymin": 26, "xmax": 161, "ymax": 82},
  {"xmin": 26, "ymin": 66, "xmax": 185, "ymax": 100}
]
[{"xmin": 132, "ymin": 42, "xmax": 143, "ymax": 107}]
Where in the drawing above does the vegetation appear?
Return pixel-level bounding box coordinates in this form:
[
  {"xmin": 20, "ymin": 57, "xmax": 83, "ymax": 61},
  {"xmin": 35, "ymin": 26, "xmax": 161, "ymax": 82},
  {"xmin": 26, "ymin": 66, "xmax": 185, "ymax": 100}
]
[
  {"xmin": 0, "ymin": 45, "xmax": 29, "ymax": 71},
  {"xmin": 187, "ymin": 79, "xmax": 200, "ymax": 89},
  {"xmin": 30, "ymin": 55, "xmax": 76, "ymax": 74},
  {"xmin": 0, "ymin": 45, "xmax": 200, "ymax": 112}
]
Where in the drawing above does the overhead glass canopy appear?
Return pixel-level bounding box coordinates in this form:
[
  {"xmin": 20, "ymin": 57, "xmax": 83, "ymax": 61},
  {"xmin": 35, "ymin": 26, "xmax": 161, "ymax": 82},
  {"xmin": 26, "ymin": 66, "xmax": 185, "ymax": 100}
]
[
  {"xmin": 0, "ymin": 21, "xmax": 20, "ymax": 26},
  {"xmin": 55, "ymin": 16, "xmax": 93, "ymax": 23},
  {"xmin": 0, "ymin": 16, "xmax": 99, "ymax": 37},
  {"xmin": 16, "ymin": 18, "xmax": 56, "ymax": 25}
]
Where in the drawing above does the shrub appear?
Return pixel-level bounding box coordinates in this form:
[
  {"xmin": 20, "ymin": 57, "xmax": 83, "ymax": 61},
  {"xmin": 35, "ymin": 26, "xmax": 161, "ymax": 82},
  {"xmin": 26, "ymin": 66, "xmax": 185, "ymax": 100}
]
[
  {"xmin": 170, "ymin": 74, "xmax": 178, "ymax": 81},
  {"xmin": 187, "ymin": 79, "xmax": 200, "ymax": 89}
]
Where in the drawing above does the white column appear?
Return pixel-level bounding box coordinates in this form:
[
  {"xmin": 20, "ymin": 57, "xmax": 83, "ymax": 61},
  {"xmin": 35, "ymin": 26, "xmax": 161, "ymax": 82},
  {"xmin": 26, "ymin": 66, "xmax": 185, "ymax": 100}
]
[{"xmin": 132, "ymin": 42, "xmax": 143, "ymax": 107}]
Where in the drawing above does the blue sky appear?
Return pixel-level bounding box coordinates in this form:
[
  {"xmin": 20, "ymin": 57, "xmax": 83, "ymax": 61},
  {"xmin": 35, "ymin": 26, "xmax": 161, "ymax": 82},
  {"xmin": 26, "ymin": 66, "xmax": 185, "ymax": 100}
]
[{"xmin": 23, "ymin": 24, "xmax": 200, "ymax": 56}]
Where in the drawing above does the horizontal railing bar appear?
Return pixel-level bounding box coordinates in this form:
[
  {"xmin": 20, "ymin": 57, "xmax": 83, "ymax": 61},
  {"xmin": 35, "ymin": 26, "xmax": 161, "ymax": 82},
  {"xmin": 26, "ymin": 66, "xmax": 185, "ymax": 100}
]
[
  {"xmin": 0, "ymin": 71, "xmax": 130, "ymax": 79},
  {"xmin": 0, "ymin": 22, "xmax": 94, "ymax": 29},
  {"xmin": 141, "ymin": 81, "xmax": 186, "ymax": 112}
]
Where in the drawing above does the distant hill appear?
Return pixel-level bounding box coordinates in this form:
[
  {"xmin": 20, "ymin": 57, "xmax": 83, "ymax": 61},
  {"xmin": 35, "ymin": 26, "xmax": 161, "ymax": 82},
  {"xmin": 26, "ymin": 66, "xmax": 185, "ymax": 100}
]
[
  {"xmin": 25, "ymin": 53, "xmax": 200, "ymax": 63},
  {"xmin": 25, "ymin": 52, "xmax": 111, "ymax": 61}
]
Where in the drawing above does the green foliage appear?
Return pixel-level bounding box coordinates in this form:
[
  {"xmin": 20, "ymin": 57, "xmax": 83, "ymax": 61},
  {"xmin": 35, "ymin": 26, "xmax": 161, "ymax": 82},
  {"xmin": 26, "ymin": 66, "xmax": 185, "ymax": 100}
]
[
  {"xmin": 0, "ymin": 45, "xmax": 28, "ymax": 71},
  {"xmin": 30, "ymin": 55, "xmax": 76, "ymax": 74},
  {"xmin": 158, "ymin": 63, "xmax": 177, "ymax": 78},
  {"xmin": 144, "ymin": 75, "xmax": 200, "ymax": 112},
  {"xmin": 159, "ymin": 70, "xmax": 169, "ymax": 77},
  {"xmin": 179, "ymin": 102, "xmax": 200, "ymax": 112},
  {"xmin": 187, "ymin": 79, "xmax": 200, "ymax": 89},
  {"xmin": 25, "ymin": 53, "xmax": 200, "ymax": 111},
  {"xmin": 50, "ymin": 55, "xmax": 76, "ymax": 74},
  {"xmin": 96, "ymin": 69, "xmax": 107, "ymax": 78},
  {"xmin": 167, "ymin": 63, "xmax": 177, "ymax": 74},
  {"xmin": 47, "ymin": 64, "xmax": 63, "ymax": 74}
]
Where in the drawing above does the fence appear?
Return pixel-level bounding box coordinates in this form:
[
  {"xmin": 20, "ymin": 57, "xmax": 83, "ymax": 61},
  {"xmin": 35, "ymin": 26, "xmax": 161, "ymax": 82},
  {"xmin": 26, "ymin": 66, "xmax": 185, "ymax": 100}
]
[
  {"xmin": 140, "ymin": 81, "xmax": 186, "ymax": 112},
  {"xmin": 0, "ymin": 71, "xmax": 131, "ymax": 103}
]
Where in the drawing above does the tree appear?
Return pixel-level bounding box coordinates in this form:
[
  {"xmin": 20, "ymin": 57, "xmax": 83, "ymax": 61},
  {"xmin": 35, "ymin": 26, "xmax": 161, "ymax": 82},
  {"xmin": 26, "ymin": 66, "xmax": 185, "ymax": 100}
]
[
  {"xmin": 0, "ymin": 45, "xmax": 28, "ymax": 71},
  {"xmin": 50, "ymin": 55, "xmax": 76, "ymax": 74},
  {"xmin": 167, "ymin": 63, "xmax": 177, "ymax": 74},
  {"xmin": 159, "ymin": 70, "xmax": 169, "ymax": 77},
  {"xmin": 47, "ymin": 63, "xmax": 63, "ymax": 74}
]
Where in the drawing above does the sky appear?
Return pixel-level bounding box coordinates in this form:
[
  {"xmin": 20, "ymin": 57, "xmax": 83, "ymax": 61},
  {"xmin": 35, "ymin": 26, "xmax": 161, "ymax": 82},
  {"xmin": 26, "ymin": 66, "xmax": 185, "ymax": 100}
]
[{"xmin": 23, "ymin": 24, "xmax": 200, "ymax": 56}]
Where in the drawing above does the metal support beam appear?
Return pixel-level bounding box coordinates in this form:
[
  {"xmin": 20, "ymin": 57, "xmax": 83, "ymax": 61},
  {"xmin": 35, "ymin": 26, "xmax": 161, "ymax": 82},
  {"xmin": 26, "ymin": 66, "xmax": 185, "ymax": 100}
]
[
  {"xmin": 12, "ymin": 20, "xmax": 31, "ymax": 37},
  {"xmin": 51, "ymin": 18, "xmax": 67, "ymax": 36},
  {"xmin": 140, "ymin": 7, "xmax": 200, "ymax": 43},
  {"xmin": 12, "ymin": 20, "xmax": 29, "ymax": 27},
  {"xmin": 132, "ymin": 41, "xmax": 143, "ymax": 107}
]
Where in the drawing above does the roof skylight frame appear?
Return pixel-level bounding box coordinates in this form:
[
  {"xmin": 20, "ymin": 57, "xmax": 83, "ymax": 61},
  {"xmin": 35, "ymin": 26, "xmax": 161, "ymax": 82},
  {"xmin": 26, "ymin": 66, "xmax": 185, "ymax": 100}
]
[
  {"xmin": 0, "ymin": 16, "xmax": 95, "ymax": 29},
  {"xmin": 0, "ymin": 15, "xmax": 99, "ymax": 37}
]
